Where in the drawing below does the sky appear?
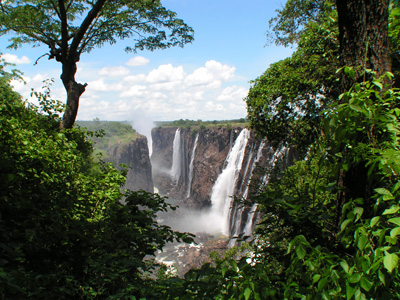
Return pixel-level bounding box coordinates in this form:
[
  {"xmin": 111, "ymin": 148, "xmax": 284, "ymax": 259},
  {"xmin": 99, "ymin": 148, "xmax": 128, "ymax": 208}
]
[{"xmin": 0, "ymin": 0, "xmax": 293, "ymax": 130}]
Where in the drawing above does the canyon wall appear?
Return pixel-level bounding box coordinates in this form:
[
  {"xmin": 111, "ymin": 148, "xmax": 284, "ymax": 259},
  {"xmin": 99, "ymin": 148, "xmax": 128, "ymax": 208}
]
[
  {"xmin": 108, "ymin": 135, "xmax": 154, "ymax": 193},
  {"xmin": 151, "ymin": 126, "xmax": 295, "ymax": 238}
]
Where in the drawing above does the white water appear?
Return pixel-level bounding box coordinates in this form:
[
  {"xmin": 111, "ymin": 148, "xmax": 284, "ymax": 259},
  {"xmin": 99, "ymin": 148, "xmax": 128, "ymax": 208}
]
[
  {"xmin": 170, "ymin": 128, "xmax": 182, "ymax": 183},
  {"xmin": 209, "ymin": 129, "xmax": 250, "ymax": 236},
  {"xmin": 187, "ymin": 133, "xmax": 199, "ymax": 198},
  {"xmin": 231, "ymin": 140, "xmax": 266, "ymax": 238},
  {"xmin": 242, "ymin": 146, "xmax": 288, "ymax": 237}
]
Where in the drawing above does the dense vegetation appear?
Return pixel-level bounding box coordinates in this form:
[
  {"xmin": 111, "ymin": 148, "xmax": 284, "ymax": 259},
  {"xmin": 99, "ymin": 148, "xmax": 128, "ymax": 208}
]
[{"xmin": 0, "ymin": 73, "xmax": 192, "ymax": 299}]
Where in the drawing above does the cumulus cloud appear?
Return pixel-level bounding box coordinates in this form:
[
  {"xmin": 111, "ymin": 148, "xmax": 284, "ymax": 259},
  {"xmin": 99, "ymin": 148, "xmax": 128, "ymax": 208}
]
[
  {"xmin": 147, "ymin": 64, "xmax": 185, "ymax": 83},
  {"xmin": 126, "ymin": 56, "xmax": 150, "ymax": 67},
  {"xmin": 2, "ymin": 53, "xmax": 31, "ymax": 64},
  {"xmin": 99, "ymin": 66, "xmax": 129, "ymax": 77},
  {"xmin": 184, "ymin": 60, "xmax": 235, "ymax": 89},
  {"xmin": 217, "ymin": 85, "xmax": 248, "ymax": 101},
  {"xmin": 17, "ymin": 59, "xmax": 248, "ymax": 122}
]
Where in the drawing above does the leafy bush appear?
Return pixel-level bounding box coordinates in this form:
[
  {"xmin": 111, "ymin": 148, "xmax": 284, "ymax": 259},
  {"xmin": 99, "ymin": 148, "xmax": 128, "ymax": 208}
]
[{"xmin": 0, "ymin": 77, "xmax": 191, "ymax": 299}]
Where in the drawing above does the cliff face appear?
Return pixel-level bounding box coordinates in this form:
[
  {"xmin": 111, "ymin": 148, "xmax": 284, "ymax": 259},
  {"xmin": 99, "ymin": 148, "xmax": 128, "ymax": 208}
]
[
  {"xmin": 108, "ymin": 135, "xmax": 153, "ymax": 193},
  {"xmin": 151, "ymin": 126, "xmax": 242, "ymax": 207}
]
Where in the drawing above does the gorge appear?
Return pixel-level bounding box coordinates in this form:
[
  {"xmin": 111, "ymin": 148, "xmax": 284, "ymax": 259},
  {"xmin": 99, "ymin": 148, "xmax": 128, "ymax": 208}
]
[{"xmin": 111, "ymin": 123, "xmax": 295, "ymax": 241}]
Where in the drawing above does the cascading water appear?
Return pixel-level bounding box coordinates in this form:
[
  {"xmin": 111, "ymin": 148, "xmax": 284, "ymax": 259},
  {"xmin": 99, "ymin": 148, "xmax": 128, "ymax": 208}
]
[
  {"xmin": 209, "ymin": 128, "xmax": 250, "ymax": 236},
  {"xmin": 187, "ymin": 133, "xmax": 199, "ymax": 198},
  {"xmin": 230, "ymin": 140, "xmax": 266, "ymax": 239},
  {"xmin": 170, "ymin": 128, "xmax": 182, "ymax": 183},
  {"xmin": 242, "ymin": 145, "xmax": 289, "ymax": 236}
]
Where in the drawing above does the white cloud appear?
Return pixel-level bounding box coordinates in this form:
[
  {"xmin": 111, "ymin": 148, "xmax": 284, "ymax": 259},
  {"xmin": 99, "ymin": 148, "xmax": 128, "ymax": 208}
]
[
  {"xmin": 126, "ymin": 56, "xmax": 150, "ymax": 67},
  {"xmin": 217, "ymin": 85, "xmax": 248, "ymax": 101},
  {"xmin": 16, "ymin": 59, "xmax": 248, "ymax": 122},
  {"xmin": 184, "ymin": 60, "xmax": 235, "ymax": 89},
  {"xmin": 146, "ymin": 64, "xmax": 185, "ymax": 83},
  {"xmin": 2, "ymin": 53, "xmax": 31, "ymax": 64},
  {"xmin": 99, "ymin": 66, "xmax": 129, "ymax": 77},
  {"xmin": 120, "ymin": 85, "xmax": 147, "ymax": 97}
]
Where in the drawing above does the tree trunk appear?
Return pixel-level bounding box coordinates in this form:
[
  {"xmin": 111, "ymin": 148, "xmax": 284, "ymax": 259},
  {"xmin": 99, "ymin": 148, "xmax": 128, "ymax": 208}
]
[
  {"xmin": 60, "ymin": 62, "xmax": 87, "ymax": 130},
  {"xmin": 336, "ymin": 0, "xmax": 390, "ymax": 90},
  {"xmin": 334, "ymin": 0, "xmax": 390, "ymax": 227}
]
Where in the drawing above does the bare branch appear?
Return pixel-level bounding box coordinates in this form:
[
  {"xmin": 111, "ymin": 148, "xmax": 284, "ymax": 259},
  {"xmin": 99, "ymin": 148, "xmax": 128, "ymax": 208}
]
[{"xmin": 34, "ymin": 53, "xmax": 50, "ymax": 65}]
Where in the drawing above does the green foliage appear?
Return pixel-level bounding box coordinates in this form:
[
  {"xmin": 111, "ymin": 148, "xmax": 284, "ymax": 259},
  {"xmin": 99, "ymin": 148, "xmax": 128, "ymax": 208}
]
[
  {"xmin": 77, "ymin": 119, "xmax": 138, "ymax": 158},
  {"xmin": 0, "ymin": 0, "xmax": 194, "ymax": 55},
  {"xmin": 0, "ymin": 76, "xmax": 192, "ymax": 299},
  {"xmin": 246, "ymin": 2, "xmax": 339, "ymax": 152},
  {"xmin": 267, "ymin": 0, "xmax": 334, "ymax": 47}
]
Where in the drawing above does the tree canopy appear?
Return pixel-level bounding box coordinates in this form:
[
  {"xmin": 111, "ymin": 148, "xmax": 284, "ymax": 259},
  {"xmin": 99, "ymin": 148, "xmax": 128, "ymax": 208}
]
[{"xmin": 0, "ymin": 0, "xmax": 194, "ymax": 129}]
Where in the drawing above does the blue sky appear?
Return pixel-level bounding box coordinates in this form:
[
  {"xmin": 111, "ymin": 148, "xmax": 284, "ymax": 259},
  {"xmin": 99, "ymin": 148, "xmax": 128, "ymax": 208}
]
[{"xmin": 0, "ymin": 0, "xmax": 293, "ymax": 129}]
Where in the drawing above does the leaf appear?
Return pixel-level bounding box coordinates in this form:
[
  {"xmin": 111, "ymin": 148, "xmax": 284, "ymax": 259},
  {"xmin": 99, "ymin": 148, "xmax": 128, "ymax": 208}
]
[
  {"xmin": 296, "ymin": 245, "xmax": 306, "ymax": 260},
  {"xmin": 357, "ymin": 235, "xmax": 368, "ymax": 251},
  {"xmin": 346, "ymin": 283, "xmax": 356, "ymax": 300},
  {"xmin": 383, "ymin": 253, "xmax": 399, "ymax": 273},
  {"xmin": 360, "ymin": 277, "xmax": 373, "ymax": 292},
  {"xmin": 349, "ymin": 273, "xmax": 361, "ymax": 283},
  {"xmin": 341, "ymin": 219, "xmax": 352, "ymax": 232},
  {"xmin": 388, "ymin": 217, "xmax": 400, "ymax": 226},
  {"xmin": 317, "ymin": 276, "xmax": 328, "ymax": 291},
  {"xmin": 312, "ymin": 274, "xmax": 321, "ymax": 284},
  {"xmin": 374, "ymin": 188, "xmax": 393, "ymax": 196},
  {"xmin": 378, "ymin": 270, "xmax": 386, "ymax": 286},
  {"xmin": 244, "ymin": 287, "xmax": 252, "ymax": 300},
  {"xmin": 372, "ymin": 80, "xmax": 383, "ymax": 89},
  {"xmin": 349, "ymin": 103, "xmax": 364, "ymax": 112},
  {"xmin": 390, "ymin": 227, "xmax": 400, "ymax": 239},
  {"xmin": 382, "ymin": 205, "xmax": 399, "ymax": 215},
  {"xmin": 340, "ymin": 260, "xmax": 349, "ymax": 273},
  {"xmin": 370, "ymin": 216, "xmax": 380, "ymax": 228}
]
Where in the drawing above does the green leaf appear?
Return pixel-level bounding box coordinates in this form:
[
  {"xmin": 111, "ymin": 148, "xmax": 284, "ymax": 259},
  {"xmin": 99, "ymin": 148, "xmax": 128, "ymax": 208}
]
[
  {"xmin": 317, "ymin": 276, "xmax": 328, "ymax": 291},
  {"xmin": 296, "ymin": 245, "xmax": 306, "ymax": 260},
  {"xmin": 372, "ymin": 80, "xmax": 383, "ymax": 89},
  {"xmin": 349, "ymin": 273, "xmax": 361, "ymax": 283},
  {"xmin": 312, "ymin": 274, "xmax": 321, "ymax": 284},
  {"xmin": 341, "ymin": 219, "xmax": 352, "ymax": 232},
  {"xmin": 360, "ymin": 277, "xmax": 373, "ymax": 292},
  {"xmin": 370, "ymin": 216, "xmax": 380, "ymax": 228},
  {"xmin": 390, "ymin": 227, "xmax": 400, "ymax": 239},
  {"xmin": 340, "ymin": 260, "xmax": 349, "ymax": 273},
  {"xmin": 388, "ymin": 217, "xmax": 400, "ymax": 226},
  {"xmin": 349, "ymin": 103, "xmax": 364, "ymax": 112},
  {"xmin": 346, "ymin": 283, "xmax": 356, "ymax": 300},
  {"xmin": 357, "ymin": 235, "xmax": 368, "ymax": 251},
  {"xmin": 383, "ymin": 253, "xmax": 399, "ymax": 273},
  {"xmin": 374, "ymin": 188, "xmax": 393, "ymax": 196},
  {"xmin": 378, "ymin": 270, "xmax": 386, "ymax": 285},
  {"xmin": 244, "ymin": 287, "xmax": 252, "ymax": 300},
  {"xmin": 382, "ymin": 205, "xmax": 399, "ymax": 215}
]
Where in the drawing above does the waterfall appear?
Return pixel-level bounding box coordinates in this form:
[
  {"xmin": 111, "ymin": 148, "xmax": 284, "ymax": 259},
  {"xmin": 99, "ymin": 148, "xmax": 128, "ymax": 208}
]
[
  {"xmin": 230, "ymin": 140, "xmax": 266, "ymax": 238},
  {"xmin": 187, "ymin": 133, "xmax": 199, "ymax": 198},
  {"xmin": 170, "ymin": 128, "xmax": 182, "ymax": 183},
  {"xmin": 241, "ymin": 145, "xmax": 288, "ymax": 236},
  {"xmin": 210, "ymin": 128, "xmax": 250, "ymax": 236}
]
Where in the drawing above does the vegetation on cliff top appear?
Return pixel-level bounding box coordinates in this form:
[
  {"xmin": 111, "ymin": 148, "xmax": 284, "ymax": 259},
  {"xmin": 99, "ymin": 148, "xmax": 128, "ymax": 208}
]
[{"xmin": 77, "ymin": 119, "xmax": 139, "ymax": 159}]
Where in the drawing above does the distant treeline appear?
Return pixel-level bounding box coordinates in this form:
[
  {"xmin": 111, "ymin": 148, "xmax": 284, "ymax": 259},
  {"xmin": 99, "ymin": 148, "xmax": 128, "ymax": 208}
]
[{"xmin": 155, "ymin": 118, "xmax": 248, "ymax": 128}]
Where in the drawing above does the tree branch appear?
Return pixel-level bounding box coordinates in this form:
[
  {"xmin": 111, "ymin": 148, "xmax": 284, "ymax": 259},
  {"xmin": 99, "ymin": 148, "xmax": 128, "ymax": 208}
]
[{"xmin": 69, "ymin": 0, "xmax": 108, "ymax": 60}]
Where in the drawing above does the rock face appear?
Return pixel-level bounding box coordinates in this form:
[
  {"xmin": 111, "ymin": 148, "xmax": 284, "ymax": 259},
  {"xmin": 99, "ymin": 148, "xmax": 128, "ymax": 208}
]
[
  {"xmin": 150, "ymin": 125, "xmax": 294, "ymax": 238},
  {"xmin": 108, "ymin": 135, "xmax": 153, "ymax": 193},
  {"xmin": 151, "ymin": 126, "xmax": 241, "ymax": 208}
]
